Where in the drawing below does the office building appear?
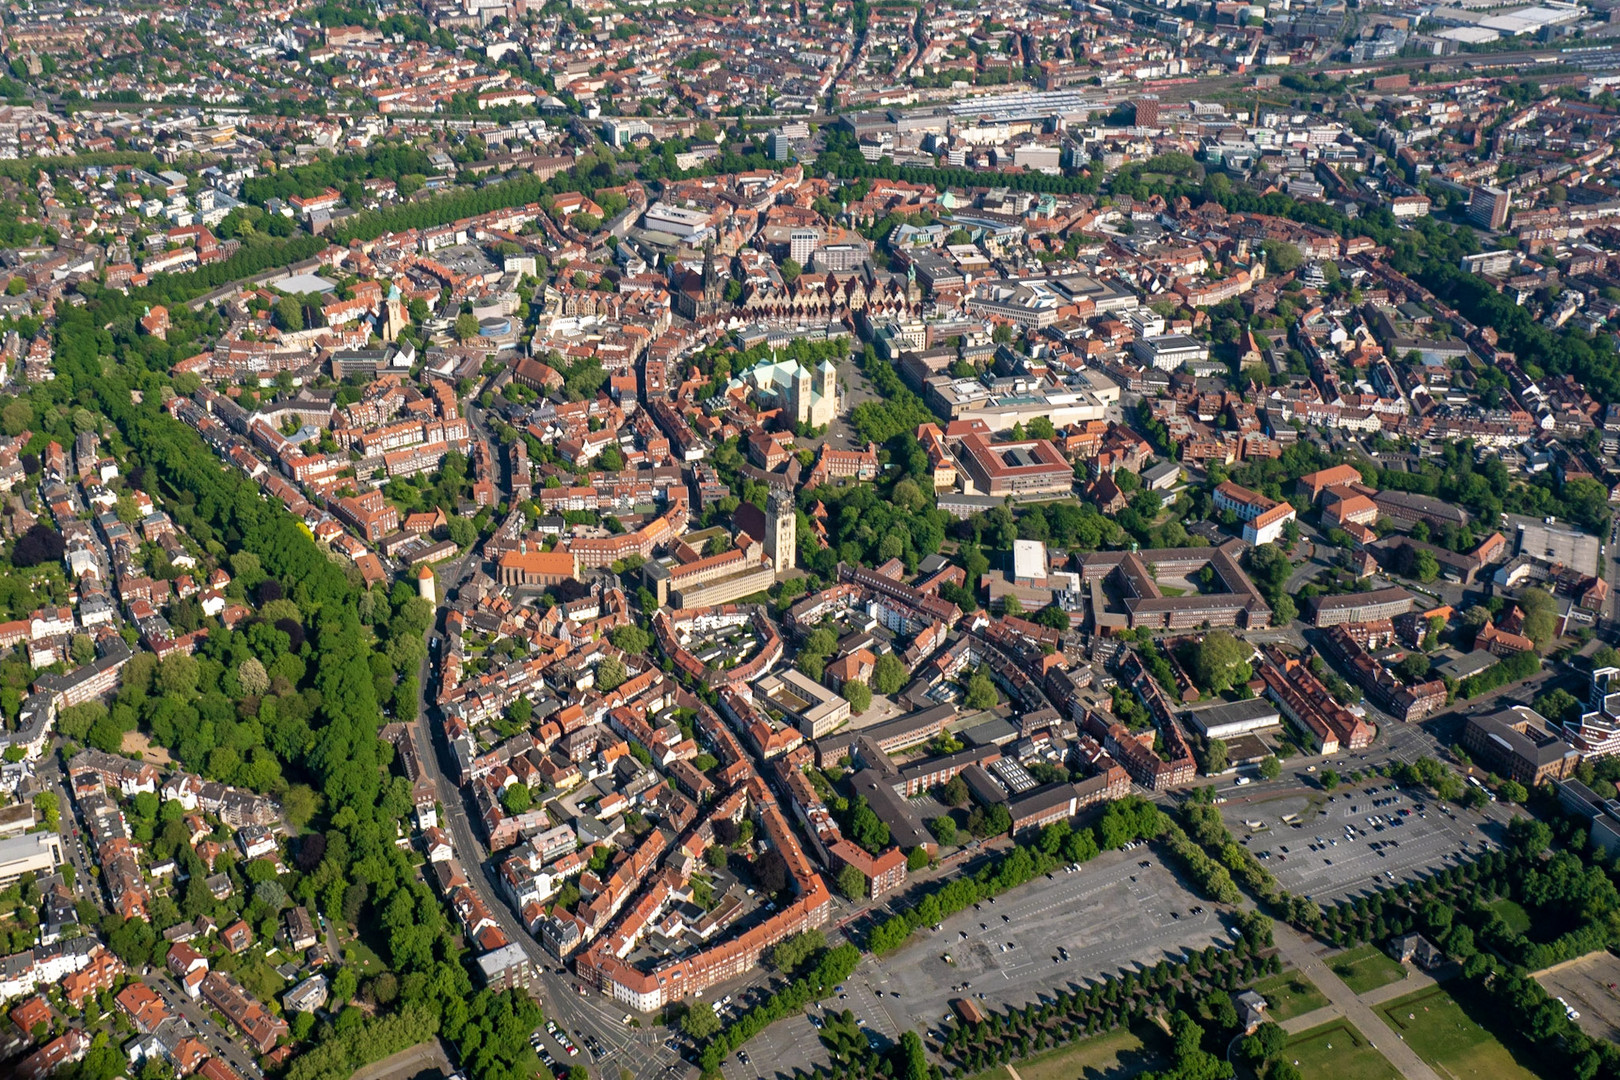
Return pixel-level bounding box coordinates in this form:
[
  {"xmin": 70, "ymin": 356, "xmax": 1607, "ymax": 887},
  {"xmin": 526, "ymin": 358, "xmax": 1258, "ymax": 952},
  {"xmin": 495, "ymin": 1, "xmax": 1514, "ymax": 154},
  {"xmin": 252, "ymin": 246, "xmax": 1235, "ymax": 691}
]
[
  {"xmin": 1468, "ymin": 185, "xmax": 1510, "ymax": 231},
  {"xmin": 1462, "ymin": 706, "xmax": 1577, "ymax": 787}
]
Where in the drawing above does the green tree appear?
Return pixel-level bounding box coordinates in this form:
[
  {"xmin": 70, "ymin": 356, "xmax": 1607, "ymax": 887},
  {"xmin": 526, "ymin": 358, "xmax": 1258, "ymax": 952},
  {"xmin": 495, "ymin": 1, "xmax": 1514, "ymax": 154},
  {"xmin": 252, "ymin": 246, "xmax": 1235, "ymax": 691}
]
[
  {"xmin": 681, "ymin": 1002, "xmax": 721, "ymax": 1040},
  {"xmin": 1518, "ymin": 587, "xmax": 1558, "ymax": 647},
  {"xmin": 454, "ymin": 312, "xmax": 480, "ymax": 342},
  {"xmin": 1189, "ymin": 631, "xmax": 1252, "ymax": 694},
  {"xmin": 1396, "ymin": 652, "xmax": 1431, "ymax": 683},
  {"xmin": 1258, "ymin": 756, "xmax": 1281, "ymax": 781},
  {"xmin": 870, "ymin": 653, "xmax": 906, "ymax": 695},
  {"xmin": 898, "ymin": 1031, "xmax": 928, "ymax": 1080},
  {"xmin": 609, "ymin": 625, "xmax": 652, "ymax": 655},
  {"xmin": 156, "ymin": 654, "xmax": 199, "ymax": 697},
  {"xmin": 275, "ymin": 295, "xmax": 304, "ymax": 332},
  {"xmin": 836, "ymin": 863, "xmax": 867, "ymax": 899},
  {"xmin": 765, "ymin": 929, "xmax": 825, "ymax": 972},
  {"xmin": 283, "ymin": 784, "xmax": 320, "ymax": 829},
  {"xmin": 596, "ymin": 656, "xmax": 627, "ymax": 692},
  {"xmin": 849, "ymin": 797, "xmax": 890, "ymax": 852},
  {"xmin": 929, "ymin": 816, "xmax": 957, "ymax": 845},
  {"xmin": 446, "ymin": 517, "xmax": 477, "ymax": 548},
  {"xmin": 965, "ymin": 667, "xmax": 997, "ymax": 710},
  {"xmin": 501, "ymin": 784, "xmax": 532, "ymax": 814},
  {"xmin": 1263, "ymin": 240, "xmax": 1303, "ymax": 274},
  {"xmin": 842, "ymin": 680, "xmax": 872, "ymax": 714},
  {"xmin": 1533, "ymin": 688, "xmax": 1580, "ymax": 724},
  {"xmin": 33, "ymin": 791, "xmax": 58, "ymax": 831}
]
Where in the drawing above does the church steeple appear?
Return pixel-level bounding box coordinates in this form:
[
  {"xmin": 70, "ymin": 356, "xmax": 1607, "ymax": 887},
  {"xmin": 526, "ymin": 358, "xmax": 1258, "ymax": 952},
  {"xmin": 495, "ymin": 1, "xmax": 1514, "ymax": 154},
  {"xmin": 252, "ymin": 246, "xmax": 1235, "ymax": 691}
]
[{"xmin": 702, "ymin": 242, "xmax": 722, "ymax": 303}]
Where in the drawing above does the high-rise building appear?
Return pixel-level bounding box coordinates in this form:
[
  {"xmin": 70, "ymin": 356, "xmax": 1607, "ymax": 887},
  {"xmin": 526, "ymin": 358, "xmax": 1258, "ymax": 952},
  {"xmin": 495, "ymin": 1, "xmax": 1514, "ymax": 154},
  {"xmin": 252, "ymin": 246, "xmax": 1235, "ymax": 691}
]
[
  {"xmin": 789, "ymin": 228, "xmax": 819, "ymax": 266},
  {"xmin": 1468, "ymin": 185, "xmax": 1511, "ymax": 231}
]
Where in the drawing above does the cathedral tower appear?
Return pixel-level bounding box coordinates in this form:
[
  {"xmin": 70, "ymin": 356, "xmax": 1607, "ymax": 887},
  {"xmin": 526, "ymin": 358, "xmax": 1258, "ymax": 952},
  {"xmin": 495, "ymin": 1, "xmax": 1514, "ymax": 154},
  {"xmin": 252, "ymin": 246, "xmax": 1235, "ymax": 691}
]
[{"xmin": 766, "ymin": 489, "xmax": 796, "ymax": 571}]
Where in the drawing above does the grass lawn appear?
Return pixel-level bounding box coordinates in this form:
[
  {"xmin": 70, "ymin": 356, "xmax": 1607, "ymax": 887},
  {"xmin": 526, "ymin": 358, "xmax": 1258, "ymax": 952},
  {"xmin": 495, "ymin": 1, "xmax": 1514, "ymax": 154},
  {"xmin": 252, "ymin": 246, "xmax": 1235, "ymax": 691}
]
[
  {"xmin": 1330, "ymin": 944, "xmax": 1407, "ymax": 996},
  {"xmin": 1488, "ymin": 897, "xmax": 1532, "ymax": 936},
  {"xmin": 342, "ymin": 937, "xmax": 386, "ymax": 974},
  {"xmin": 1284, "ymin": 1020, "xmax": 1400, "ymax": 1080},
  {"xmin": 233, "ymin": 957, "xmax": 287, "ymax": 1004},
  {"xmin": 1379, "ymin": 987, "xmax": 1545, "ymax": 1080},
  {"xmin": 965, "ymin": 1024, "xmax": 1170, "ymax": 1080},
  {"xmin": 1250, "ymin": 971, "xmax": 1330, "ymax": 1022}
]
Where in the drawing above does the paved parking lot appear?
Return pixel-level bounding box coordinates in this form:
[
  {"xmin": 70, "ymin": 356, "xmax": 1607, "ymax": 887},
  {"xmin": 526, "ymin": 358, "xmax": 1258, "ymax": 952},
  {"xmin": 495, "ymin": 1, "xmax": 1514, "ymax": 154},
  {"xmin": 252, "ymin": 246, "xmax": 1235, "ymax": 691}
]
[
  {"xmin": 1536, "ymin": 952, "xmax": 1620, "ymax": 1043},
  {"xmin": 715, "ymin": 1011, "xmax": 830, "ymax": 1080},
  {"xmin": 869, "ymin": 847, "xmax": 1229, "ymax": 1011},
  {"xmin": 715, "ymin": 847, "xmax": 1231, "ymax": 1080},
  {"xmin": 1222, "ymin": 783, "xmax": 1512, "ymax": 905}
]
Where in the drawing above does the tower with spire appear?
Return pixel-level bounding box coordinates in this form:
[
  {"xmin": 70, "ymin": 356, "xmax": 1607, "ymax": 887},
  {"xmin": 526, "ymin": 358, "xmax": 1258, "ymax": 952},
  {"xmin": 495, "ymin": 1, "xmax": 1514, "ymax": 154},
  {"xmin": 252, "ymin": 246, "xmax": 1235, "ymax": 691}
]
[{"xmin": 701, "ymin": 243, "xmax": 723, "ymax": 305}]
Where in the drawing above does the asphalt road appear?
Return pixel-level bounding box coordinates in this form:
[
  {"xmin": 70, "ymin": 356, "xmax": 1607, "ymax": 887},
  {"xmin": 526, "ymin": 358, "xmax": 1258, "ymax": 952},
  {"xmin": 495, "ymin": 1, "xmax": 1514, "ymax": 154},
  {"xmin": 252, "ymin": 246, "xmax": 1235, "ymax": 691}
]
[
  {"xmin": 43, "ymin": 755, "xmax": 104, "ymax": 916},
  {"xmin": 144, "ymin": 970, "xmax": 266, "ymax": 1080},
  {"xmin": 410, "ymin": 514, "xmax": 678, "ymax": 1078}
]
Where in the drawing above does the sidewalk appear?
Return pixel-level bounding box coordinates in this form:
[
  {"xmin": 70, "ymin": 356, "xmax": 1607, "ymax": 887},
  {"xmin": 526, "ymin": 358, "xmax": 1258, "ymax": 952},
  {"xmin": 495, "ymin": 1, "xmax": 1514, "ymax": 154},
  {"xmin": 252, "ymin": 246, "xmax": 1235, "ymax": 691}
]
[
  {"xmin": 1279, "ymin": 1004, "xmax": 1342, "ymax": 1036},
  {"xmin": 1358, "ymin": 962, "xmax": 1452, "ymax": 1008},
  {"xmin": 1271, "ymin": 923, "xmax": 1443, "ymax": 1080}
]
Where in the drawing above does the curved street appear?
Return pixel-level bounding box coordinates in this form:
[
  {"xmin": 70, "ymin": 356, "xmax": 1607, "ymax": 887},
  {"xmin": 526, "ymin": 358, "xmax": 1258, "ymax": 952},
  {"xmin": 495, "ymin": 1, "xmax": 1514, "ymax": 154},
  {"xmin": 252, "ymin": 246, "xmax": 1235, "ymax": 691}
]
[{"xmin": 407, "ymin": 399, "xmax": 685, "ymax": 1076}]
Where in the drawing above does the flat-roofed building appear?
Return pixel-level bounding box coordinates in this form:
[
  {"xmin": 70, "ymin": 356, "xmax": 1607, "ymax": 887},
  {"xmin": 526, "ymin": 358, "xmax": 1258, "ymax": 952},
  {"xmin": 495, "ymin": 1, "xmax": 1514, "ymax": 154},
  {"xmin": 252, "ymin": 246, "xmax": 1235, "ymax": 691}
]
[
  {"xmin": 755, "ymin": 669, "xmax": 851, "ymax": 740},
  {"xmin": 1183, "ymin": 698, "xmax": 1281, "ymax": 740},
  {"xmin": 1513, "ymin": 519, "xmax": 1600, "ymax": 575},
  {"xmin": 476, "ymin": 942, "xmax": 539, "ymax": 991},
  {"xmin": 1462, "ymin": 706, "xmax": 1578, "ymax": 787},
  {"xmin": 1554, "ymin": 778, "xmax": 1620, "ymax": 859},
  {"xmin": 1131, "ymin": 333, "xmax": 1209, "ymax": 371},
  {"xmin": 0, "ymin": 832, "xmax": 61, "ymax": 887},
  {"xmin": 641, "ymin": 203, "xmax": 713, "ymax": 239}
]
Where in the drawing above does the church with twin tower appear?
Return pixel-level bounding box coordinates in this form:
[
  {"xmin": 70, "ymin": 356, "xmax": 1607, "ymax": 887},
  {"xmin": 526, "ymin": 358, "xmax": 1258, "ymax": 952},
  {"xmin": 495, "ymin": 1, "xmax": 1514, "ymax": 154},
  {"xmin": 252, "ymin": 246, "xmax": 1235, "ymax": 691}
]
[{"xmin": 736, "ymin": 351, "xmax": 839, "ymax": 429}]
